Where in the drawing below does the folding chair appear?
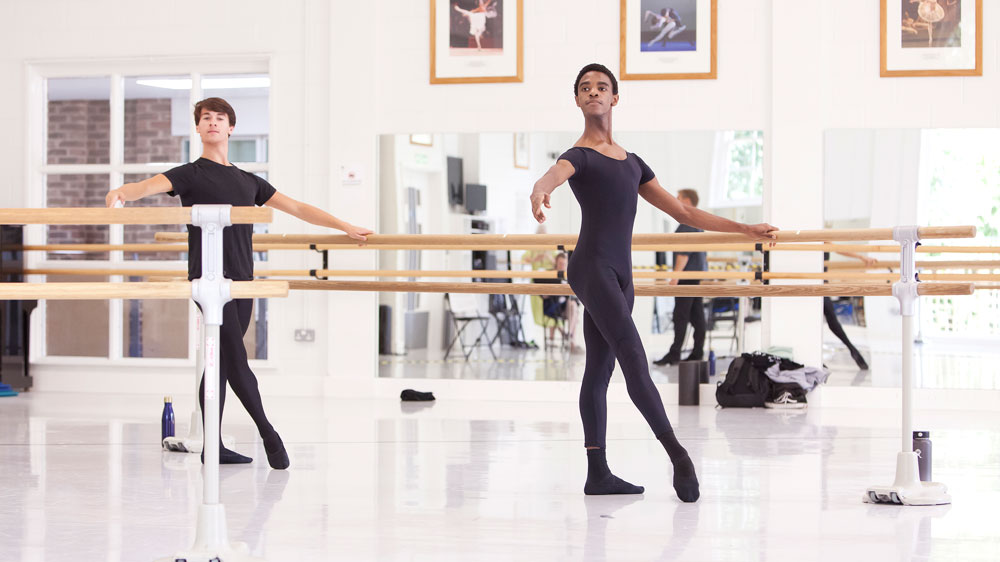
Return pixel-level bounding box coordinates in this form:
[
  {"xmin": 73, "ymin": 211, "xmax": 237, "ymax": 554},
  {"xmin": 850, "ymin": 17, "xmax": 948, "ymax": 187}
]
[
  {"xmin": 706, "ymin": 297, "xmax": 740, "ymax": 354},
  {"xmin": 444, "ymin": 293, "xmax": 496, "ymax": 361},
  {"xmin": 530, "ymin": 295, "xmax": 569, "ymax": 351}
]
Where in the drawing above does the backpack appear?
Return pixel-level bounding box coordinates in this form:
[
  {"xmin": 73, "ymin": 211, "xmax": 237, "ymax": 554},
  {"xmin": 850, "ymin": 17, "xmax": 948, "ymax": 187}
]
[{"xmin": 716, "ymin": 353, "xmax": 772, "ymax": 408}]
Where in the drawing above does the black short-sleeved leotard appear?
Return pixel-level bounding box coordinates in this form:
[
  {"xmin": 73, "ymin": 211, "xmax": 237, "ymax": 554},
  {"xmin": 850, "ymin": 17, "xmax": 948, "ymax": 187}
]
[
  {"xmin": 558, "ymin": 147, "xmax": 654, "ymax": 275},
  {"xmin": 556, "ymin": 146, "xmax": 672, "ymax": 449},
  {"xmin": 164, "ymin": 157, "xmax": 276, "ymax": 281}
]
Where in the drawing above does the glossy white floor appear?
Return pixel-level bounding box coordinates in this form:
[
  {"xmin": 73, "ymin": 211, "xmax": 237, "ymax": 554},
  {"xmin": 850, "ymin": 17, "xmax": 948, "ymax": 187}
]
[{"xmin": 1, "ymin": 391, "xmax": 998, "ymax": 562}]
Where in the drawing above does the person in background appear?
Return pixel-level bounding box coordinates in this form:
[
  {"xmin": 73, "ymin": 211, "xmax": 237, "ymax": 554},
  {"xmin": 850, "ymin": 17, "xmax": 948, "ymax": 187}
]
[
  {"xmin": 653, "ymin": 189, "xmax": 707, "ymax": 366},
  {"xmin": 541, "ymin": 252, "xmax": 580, "ymax": 351}
]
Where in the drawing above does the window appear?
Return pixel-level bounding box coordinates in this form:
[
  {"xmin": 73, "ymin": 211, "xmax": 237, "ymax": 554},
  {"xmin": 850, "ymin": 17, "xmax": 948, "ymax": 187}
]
[
  {"xmin": 918, "ymin": 129, "xmax": 1000, "ymax": 338},
  {"xmin": 32, "ymin": 64, "xmax": 271, "ymax": 361},
  {"xmin": 710, "ymin": 130, "xmax": 764, "ymax": 207}
]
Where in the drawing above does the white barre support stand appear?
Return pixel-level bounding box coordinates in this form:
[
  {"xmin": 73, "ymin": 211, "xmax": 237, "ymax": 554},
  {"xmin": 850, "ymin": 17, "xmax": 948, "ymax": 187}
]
[
  {"xmin": 162, "ymin": 310, "xmax": 237, "ymax": 454},
  {"xmin": 156, "ymin": 205, "xmax": 265, "ymax": 561},
  {"xmin": 863, "ymin": 226, "xmax": 951, "ymax": 506}
]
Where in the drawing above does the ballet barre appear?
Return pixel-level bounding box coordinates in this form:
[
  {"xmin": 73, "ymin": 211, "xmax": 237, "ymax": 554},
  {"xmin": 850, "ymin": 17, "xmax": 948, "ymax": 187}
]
[
  {"xmin": 0, "ymin": 280, "xmax": 287, "ymax": 300},
  {"xmin": 285, "ymin": 279, "xmax": 973, "ymax": 297},
  {"xmin": 0, "ymin": 206, "xmax": 275, "ymax": 562},
  {"xmin": 152, "ymin": 226, "xmax": 975, "ymax": 248},
  {"xmin": 825, "ymin": 259, "xmax": 1000, "ymax": 270}
]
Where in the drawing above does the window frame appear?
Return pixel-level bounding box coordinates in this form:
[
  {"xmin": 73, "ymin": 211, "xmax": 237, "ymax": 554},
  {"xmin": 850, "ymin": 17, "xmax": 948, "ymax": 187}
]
[
  {"xmin": 709, "ymin": 130, "xmax": 764, "ymax": 209},
  {"xmin": 26, "ymin": 57, "xmax": 271, "ymax": 366}
]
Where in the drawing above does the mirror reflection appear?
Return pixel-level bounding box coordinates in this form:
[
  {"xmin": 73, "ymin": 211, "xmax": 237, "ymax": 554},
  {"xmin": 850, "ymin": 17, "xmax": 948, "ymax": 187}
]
[
  {"xmin": 823, "ymin": 129, "xmax": 1000, "ymax": 390},
  {"xmin": 377, "ymin": 131, "xmax": 764, "ymax": 381}
]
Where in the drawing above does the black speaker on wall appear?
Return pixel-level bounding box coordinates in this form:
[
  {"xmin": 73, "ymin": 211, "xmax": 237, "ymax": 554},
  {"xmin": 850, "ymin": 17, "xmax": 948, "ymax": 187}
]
[{"xmin": 447, "ymin": 156, "xmax": 463, "ymax": 206}]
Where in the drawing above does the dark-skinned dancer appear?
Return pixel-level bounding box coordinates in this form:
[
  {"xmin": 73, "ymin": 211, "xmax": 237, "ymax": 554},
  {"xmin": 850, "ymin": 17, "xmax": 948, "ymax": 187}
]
[{"xmin": 529, "ymin": 64, "xmax": 778, "ymax": 500}]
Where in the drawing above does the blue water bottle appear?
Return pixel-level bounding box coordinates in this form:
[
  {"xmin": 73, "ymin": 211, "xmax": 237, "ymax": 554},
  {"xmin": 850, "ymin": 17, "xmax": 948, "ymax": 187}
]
[
  {"xmin": 708, "ymin": 350, "xmax": 716, "ymax": 376},
  {"xmin": 161, "ymin": 396, "xmax": 175, "ymax": 442}
]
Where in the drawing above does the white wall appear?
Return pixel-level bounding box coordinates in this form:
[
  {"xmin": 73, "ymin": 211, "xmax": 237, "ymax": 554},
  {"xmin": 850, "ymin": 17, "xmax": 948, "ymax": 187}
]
[{"xmin": 2, "ymin": 0, "xmax": 997, "ymax": 395}]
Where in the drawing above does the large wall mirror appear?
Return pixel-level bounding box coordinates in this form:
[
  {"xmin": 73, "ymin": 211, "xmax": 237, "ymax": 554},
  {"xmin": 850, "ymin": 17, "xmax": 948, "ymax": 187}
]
[
  {"xmin": 377, "ymin": 131, "xmax": 765, "ymax": 382},
  {"xmin": 823, "ymin": 129, "xmax": 1000, "ymax": 390}
]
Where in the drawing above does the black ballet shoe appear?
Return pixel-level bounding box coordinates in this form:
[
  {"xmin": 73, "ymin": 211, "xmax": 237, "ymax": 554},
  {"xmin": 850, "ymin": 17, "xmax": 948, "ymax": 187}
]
[
  {"xmin": 653, "ymin": 353, "xmax": 679, "ymax": 366},
  {"xmin": 584, "ymin": 473, "xmax": 645, "ymax": 495},
  {"xmin": 201, "ymin": 445, "xmax": 253, "ymax": 465},
  {"xmin": 850, "ymin": 349, "xmax": 869, "ymax": 370},
  {"xmin": 263, "ymin": 432, "xmax": 290, "ymax": 470},
  {"xmin": 671, "ymin": 454, "xmax": 700, "ymax": 503}
]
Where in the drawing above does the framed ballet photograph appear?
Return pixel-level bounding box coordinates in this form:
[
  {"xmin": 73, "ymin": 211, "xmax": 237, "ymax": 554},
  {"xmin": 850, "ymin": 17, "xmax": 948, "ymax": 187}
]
[
  {"xmin": 430, "ymin": 0, "xmax": 523, "ymax": 84},
  {"xmin": 881, "ymin": 0, "xmax": 982, "ymax": 77},
  {"xmin": 619, "ymin": 0, "xmax": 717, "ymax": 80}
]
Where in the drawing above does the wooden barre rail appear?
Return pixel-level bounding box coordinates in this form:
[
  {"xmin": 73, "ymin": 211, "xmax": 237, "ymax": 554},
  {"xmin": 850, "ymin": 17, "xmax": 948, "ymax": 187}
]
[
  {"xmin": 0, "ymin": 280, "xmax": 289, "ymax": 300},
  {"xmin": 287, "ymin": 280, "xmax": 975, "ymax": 298},
  {"xmin": 825, "ymin": 260, "xmax": 1000, "ymax": 270},
  {"xmin": 24, "ymin": 239, "xmax": 1000, "ymax": 255},
  {"xmin": 151, "ymin": 232, "xmax": 999, "ymax": 255},
  {"xmin": 17, "ymin": 243, "xmax": 324, "ymax": 253},
  {"xmin": 19, "ymin": 267, "xmax": 1000, "ymax": 283},
  {"xmin": 153, "ymin": 226, "xmax": 975, "ymax": 246},
  {"xmin": 21, "ymin": 244, "xmax": 190, "ymax": 253},
  {"xmin": 0, "ymin": 207, "xmax": 272, "ymax": 225}
]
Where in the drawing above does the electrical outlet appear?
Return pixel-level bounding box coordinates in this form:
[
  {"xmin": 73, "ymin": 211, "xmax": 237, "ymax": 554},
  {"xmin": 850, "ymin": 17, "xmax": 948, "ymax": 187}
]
[{"xmin": 294, "ymin": 329, "xmax": 315, "ymax": 342}]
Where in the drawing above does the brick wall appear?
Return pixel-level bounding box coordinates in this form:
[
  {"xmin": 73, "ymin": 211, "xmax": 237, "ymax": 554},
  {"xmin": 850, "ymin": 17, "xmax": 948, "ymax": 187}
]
[{"xmin": 46, "ymin": 98, "xmax": 184, "ymax": 261}]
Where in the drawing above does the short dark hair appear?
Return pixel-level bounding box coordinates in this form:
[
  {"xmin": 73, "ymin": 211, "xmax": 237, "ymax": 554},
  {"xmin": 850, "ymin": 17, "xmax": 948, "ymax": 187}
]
[
  {"xmin": 193, "ymin": 97, "xmax": 236, "ymax": 127},
  {"xmin": 574, "ymin": 63, "xmax": 618, "ymax": 96},
  {"xmin": 555, "ymin": 252, "xmax": 568, "ymax": 261},
  {"xmin": 677, "ymin": 188, "xmax": 699, "ymax": 207}
]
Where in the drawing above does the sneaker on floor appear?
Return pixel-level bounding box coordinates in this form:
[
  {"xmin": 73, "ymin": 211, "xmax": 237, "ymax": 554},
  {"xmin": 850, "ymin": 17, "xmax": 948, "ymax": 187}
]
[{"xmin": 765, "ymin": 391, "xmax": 807, "ymax": 410}]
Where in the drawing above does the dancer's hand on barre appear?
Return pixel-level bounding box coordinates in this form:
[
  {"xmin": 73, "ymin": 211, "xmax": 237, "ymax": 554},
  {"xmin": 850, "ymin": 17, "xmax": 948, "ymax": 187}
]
[
  {"xmin": 530, "ymin": 192, "xmax": 551, "ymax": 223},
  {"xmin": 344, "ymin": 224, "xmax": 374, "ymax": 243},
  {"xmin": 743, "ymin": 223, "xmax": 779, "ymax": 241}
]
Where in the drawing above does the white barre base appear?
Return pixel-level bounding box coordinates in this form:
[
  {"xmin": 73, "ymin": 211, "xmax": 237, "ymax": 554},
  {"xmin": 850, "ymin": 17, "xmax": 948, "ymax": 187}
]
[
  {"xmin": 154, "ymin": 504, "xmax": 266, "ymax": 562},
  {"xmin": 162, "ymin": 410, "xmax": 236, "ymax": 454},
  {"xmin": 863, "ymin": 452, "xmax": 951, "ymax": 506}
]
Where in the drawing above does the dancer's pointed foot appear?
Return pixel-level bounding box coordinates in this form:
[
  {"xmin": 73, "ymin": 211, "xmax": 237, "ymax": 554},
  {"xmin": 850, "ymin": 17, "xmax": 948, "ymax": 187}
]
[
  {"xmin": 850, "ymin": 349, "xmax": 869, "ymax": 370},
  {"xmin": 671, "ymin": 454, "xmax": 700, "ymax": 502},
  {"xmin": 263, "ymin": 431, "xmax": 290, "ymax": 470},
  {"xmin": 201, "ymin": 445, "xmax": 253, "ymax": 465}
]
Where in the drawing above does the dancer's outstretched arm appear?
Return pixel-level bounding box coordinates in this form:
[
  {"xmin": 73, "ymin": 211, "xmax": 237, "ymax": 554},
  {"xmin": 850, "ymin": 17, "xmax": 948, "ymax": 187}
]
[
  {"xmin": 638, "ymin": 177, "xmax": 778, "ymax": 239},
  {"xmin": 265, "ymin": 192, "xmax": 373, "ymax": 241},
  {"xmin": 105, "ymin": 174, "xmax": 172, "ymax": 206},
  {"xmin": 529, "ymin": 160, "xmax": 575, "ymax": 223}
]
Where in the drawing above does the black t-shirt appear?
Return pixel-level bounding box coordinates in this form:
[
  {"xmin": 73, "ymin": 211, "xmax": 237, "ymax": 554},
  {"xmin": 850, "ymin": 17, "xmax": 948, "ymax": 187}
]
[
  {"xmin": 674, "ymin": 223, "xmax": 707, "ymax": 286},
  {"xmin": 164, "ymin": 158, "xmax": 276, "ymax": 281}
]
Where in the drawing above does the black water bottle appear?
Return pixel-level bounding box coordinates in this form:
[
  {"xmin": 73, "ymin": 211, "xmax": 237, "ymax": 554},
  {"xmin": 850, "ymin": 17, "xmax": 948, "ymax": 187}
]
[
  {"xmin": 913, "ymin": 431, "xmax": 932, "ymax": 482},
  {"xmin": 161, "ymin": 396, "xmax": 175, "ymax": 442}
]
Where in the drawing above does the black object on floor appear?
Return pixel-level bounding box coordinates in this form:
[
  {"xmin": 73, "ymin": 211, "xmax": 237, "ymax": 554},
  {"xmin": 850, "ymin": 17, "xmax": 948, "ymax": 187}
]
[{"xmin": 400, "ymin": 389, "xmax": 436, "ymax": 401}]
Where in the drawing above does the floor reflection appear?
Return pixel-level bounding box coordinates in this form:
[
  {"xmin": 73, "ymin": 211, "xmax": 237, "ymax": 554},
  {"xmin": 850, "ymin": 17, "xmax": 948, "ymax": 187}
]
[{"xmin": 1, "ymin": 392, "xmax": 998, "ymax": 561}]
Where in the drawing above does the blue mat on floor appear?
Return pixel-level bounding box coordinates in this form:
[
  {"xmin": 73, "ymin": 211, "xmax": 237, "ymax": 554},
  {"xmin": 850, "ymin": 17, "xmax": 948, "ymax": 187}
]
[{"xmin": 0, "ymin": 383, "xmax": 17, "ymax": 397}]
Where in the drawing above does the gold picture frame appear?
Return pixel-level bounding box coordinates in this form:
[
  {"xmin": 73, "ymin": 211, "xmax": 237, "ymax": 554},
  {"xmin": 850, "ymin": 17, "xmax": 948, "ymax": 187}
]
[
  {"xmin": 880, "ymin": 0, "xmax": 982, "ymax": 77},
  {"xmin": 620, "ymin": 0, "xmax": 717, "ymax": 81},
  {"xmin": 430, "ymin": 0, "xmax": 524, "ymax": 84}
]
